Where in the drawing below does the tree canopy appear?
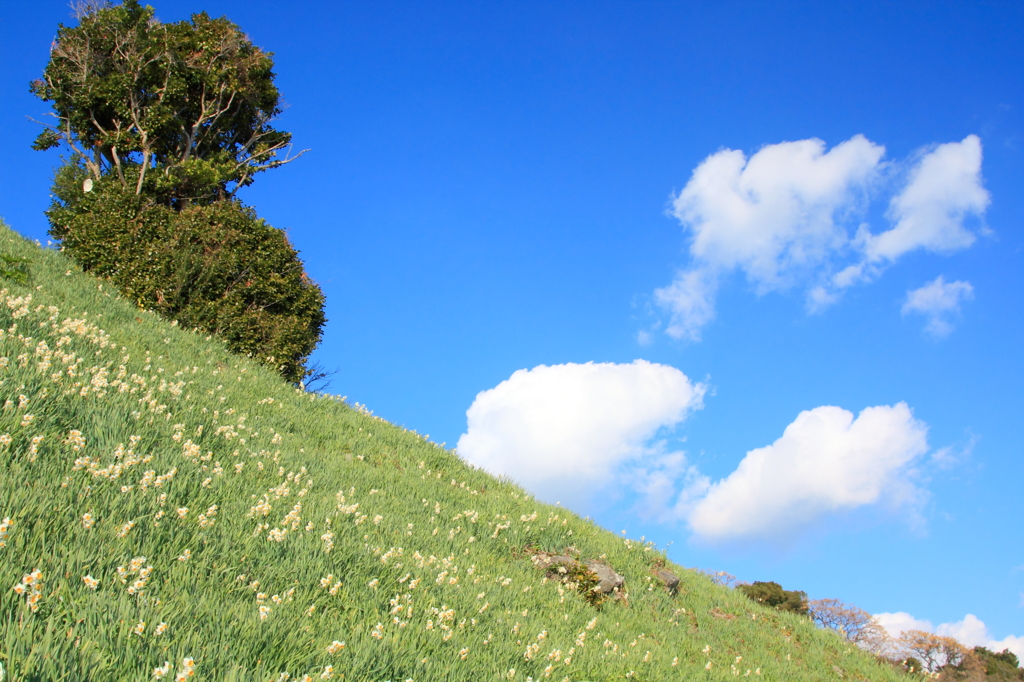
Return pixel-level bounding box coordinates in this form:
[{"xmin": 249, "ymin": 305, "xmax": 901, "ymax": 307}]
[
  {"xmin": 31, "ymin": 0, "xmax": 304, "ymax": 207},
  {"xmin": 737, "ymin": 581, "xmax": 809, "ymax": 616},
  {"xmin": 32, "ymin": 1, "xmax": 325, "ymax": 383}
]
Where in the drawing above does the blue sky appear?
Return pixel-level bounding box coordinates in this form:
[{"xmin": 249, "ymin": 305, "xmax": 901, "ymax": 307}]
[{"xmin": 2, "ymin": 0, "xmax": 1022, "ymax": 654}]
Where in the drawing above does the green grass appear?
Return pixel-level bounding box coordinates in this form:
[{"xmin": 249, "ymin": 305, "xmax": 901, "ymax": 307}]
[{"xmin": 0, "ymin": 221, "xmax": 911, "ymax": 681}]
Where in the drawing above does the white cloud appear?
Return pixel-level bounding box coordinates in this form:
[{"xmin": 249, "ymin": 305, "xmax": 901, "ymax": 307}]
[
  {"xmin": 456, "ymin": 361, "xmax": 705, "ymax": 507},
  {"xmin": 902, "ymin": 276, "xmax": 975, "ymax": 337},
  {"xmin": 654, "ymin": 268, "xmax": 719, "ymax": 340},
  {"xmin": 938, "ymin": 614, "xmax": 993, "ymax": 645},
  {"xmin": 865, "ymin": 136, "xmax": 989, "ymax": 263},
  {"xmin": 875, "ymin": 612, "xmax": 1024, "ymax": 661},
  {"xmin": 460, "ymin": 370, "xmax": 933, "ymax": 541},
  {"xmin": 655, "ymin": 135, "xmax": 988, "ymax": 340},
  {"xmin": 874, "ymin": 611, "xmax": 934, "ymax": 637},
  {"xmin": 994, "ymin": 634, "xmax": 1024, "ymax": 659},
  {"xmin": 624, "ymin": 448, "xmax": 711, "ymax": 524},
  {"xmin": 685, "ymin": 403, "xmax": 929, "ymax": 542},
  {"xmin": 675, "ymin": 136, "xmax": 884, "ymax": 286},
  {"xmin": 657, "ymin": 135, "xmax": 883, "ymax": 340}
]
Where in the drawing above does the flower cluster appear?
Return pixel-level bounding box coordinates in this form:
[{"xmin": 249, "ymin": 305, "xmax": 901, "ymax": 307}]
[
  {"xmin": 197, "ymin": 505, "xmax": 218, "ymax": 528},
  {"xmin": 13, "ymin": 568, "xmax": 43, "ymax": 612},
  {"xmin": 117, "ymin": 556, "xmax": 153, "ymax": 596},
  {"xmin": 0, "ymin": 516, "xmax": 11, "ymax": 547},
  {"xmin": 320, "ymin": 530, "xmax": 334, "ymax": 553},
  {"xmin": 65, "ymin": 428, "xmax": 86, "ymax": 450},
  {"xmin": 174, "ymin": 657, "xmax": 196, "ymax": 682}
]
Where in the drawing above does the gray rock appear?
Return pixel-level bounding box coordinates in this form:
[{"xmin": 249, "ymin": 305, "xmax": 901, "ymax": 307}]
[
  {"xmin": 585, "ymin": 560, "xmax": 625, "ymax": 594},
  {"xmin": 654, "ymin": 568, "xmax": 680, "ymax": 595},
  {"xmin": 532, "ymin": 553, "xmax": 575, "ymax": 570}
]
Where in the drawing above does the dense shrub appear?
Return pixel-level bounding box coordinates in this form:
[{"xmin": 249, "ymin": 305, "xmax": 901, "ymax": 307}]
[
  {"xmin": 969, "ymin": 647, "xmax": 1023, "ymax": 680},
  {"xmin": 0, "ymin": 252, "xmax": 30, "ymax": 284},
  {"xmin": 738, "ymin": 581, "xmax": 810, "ymax": 616},
  {"xmin": 48, "ymin": 171, "xmax": 325, "ymax": 383}
]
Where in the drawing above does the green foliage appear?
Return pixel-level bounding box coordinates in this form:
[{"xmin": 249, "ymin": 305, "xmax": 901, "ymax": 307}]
[
  {"xmin": 32, "ymin": 2, "xmax": 323, "ymax": 383},
  {"xmin": 553, "ymin": 561, "xmax": 611, "ymax": 609},
  {"xmin": 738, "ymin": 581, "xmax": 809, "ymax": 616},
  {"xmin": 901, "ymin": 657, "xmax": 925, "ymax": 676},
  {"xmin": 31, "ymin": 0, "xmax": 300, "ymax": 206},
  {"xmin": 0, "ymin": 222, "xmax": 916, "ymax": 680},
  {"xmin": 47, "ymin": 184, "xmax": 325, "ymax": 383},
  {"xmin": 530, "ymin": 550, "xmax": 612, "ymax": 609},
  {"xmin": 0, "ymin": 253, "xmax": 29, "ymax": 285},
  {"xmin": 970, "ymin": 647, "xmax": 1024, "ymax": 679}
]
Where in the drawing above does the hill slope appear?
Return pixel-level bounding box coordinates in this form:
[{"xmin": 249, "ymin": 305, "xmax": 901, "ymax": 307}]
[{"xmin": 0, "ymin": 222, "xmax": 908, "ymax": 681}]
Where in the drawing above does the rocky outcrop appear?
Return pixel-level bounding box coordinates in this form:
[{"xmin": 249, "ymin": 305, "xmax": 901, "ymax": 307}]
[
  {"xmin": 653, "ymin": 567, "xmax": 681, "ymax": 595},
  {"xmin": 585, "ymin": 559, "xmax": 625, "ymax": 595},
  {"xmin": 531, "ymin": 553, "xmax": 577, "ymax": 577},
  {"xmin": 530, "ymin": 550, "xmax": 627, "ymax": 604}
]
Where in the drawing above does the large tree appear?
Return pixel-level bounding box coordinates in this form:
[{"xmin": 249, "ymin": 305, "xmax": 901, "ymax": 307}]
[
  {"xmin": 31, "ymin": 0, "xmax": 305, "ymax": 207},
  {"xmin": 32, "ymin": 1, "xmax": 325, "ymax": 383}
]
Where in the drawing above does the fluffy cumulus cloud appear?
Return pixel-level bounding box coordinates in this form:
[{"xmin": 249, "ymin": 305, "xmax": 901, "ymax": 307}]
[
  {"xmin": 873, "ymin": 611, "xmax": 934, "ymax": 636},
  {"xmin": 875, "ymin": 612, "xmax": 1024, "ymax": 660},
  {"xmin": 456, "ymin": 361, "xmax": 705, "ymax": 507},
  {"xmin": 460, "ymin": 371, "xmax": 934, "ymax": 542},
  {"xmin": 656, "ymin": 135, "xmax": 883, "ymax": 339},
  {"xmin": 867, "ymin": 136, "xmax": 989, "ymax": 263},
  {"xmin": 902, "ymin": 275, "xmax": 975, "ymax": 337},
  {"xmin": 685, "ymin": 403, "xmax": 929, "ymax": 542},
  {"xmin": 655, "ymin": 135, "xmax": 988, "ymax": 340}
]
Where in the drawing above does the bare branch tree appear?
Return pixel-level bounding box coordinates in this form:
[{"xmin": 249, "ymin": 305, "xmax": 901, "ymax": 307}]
[
  {"xmin": 698, "ymin": 569, "xmax": 740, "ymax": 588},
  {"xmin": 68, "ymin": 0, "xmax": 110, "ymax": 21},
  {"xmin": 808, "ymin": 598, "xmax": 891, "ymax": 654},
  {"xmin": 898, "ymin": 630, "xmax": 970, "ymax": 673}
]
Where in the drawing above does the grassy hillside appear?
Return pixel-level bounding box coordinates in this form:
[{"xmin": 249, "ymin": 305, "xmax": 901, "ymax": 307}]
[{"xmin": 0, "ymin": 221, "xmax": 909, "ymax": 681}]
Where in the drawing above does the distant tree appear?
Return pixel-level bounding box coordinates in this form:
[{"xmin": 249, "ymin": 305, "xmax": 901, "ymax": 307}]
[
  {"xmin": 808, "ymin": 598, "xmax": 890, "ymax": 653},
  {"xmin": 31, "ymin": 0, "xmax": 304, "ymax": 207},
  {"xmin": 898, "ymin": 630, "xmax": 970, "ymax": 674},
  {"xmin": 890, "ymin": 637, "xmax": 1023, "ymax": 681},
  {"xmin": 698, "ymin": 569, "xmax": 739, "ymax": 588},
  {"xmin": 737, "ymin": 581, "xmax": 808, "ymax": 616},
  {"xmin": 962, "ymin": 647, "xmax": 1024, "ymax": 681}
]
